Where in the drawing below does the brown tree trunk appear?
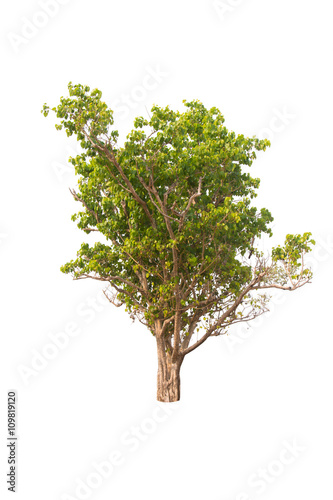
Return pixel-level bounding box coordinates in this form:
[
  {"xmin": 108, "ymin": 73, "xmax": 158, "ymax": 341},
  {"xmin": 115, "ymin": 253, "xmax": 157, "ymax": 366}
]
[{"xmin": 156, "ymin": 339, "xmax": 184, "ymax": 402}]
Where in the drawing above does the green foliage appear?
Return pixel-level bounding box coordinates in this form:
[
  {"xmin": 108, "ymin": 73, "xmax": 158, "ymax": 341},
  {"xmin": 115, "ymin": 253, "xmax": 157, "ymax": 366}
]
[
  {"xmin": 272, "ymin": 233, "xmax": 315, "ymax": 264},
  {"xmin": 42, "ymin": 83, "xmax": 314, "ymax": 339},
  {"xmin": 271, "ymin": 232, "xmax": 315, "ymax": 283}
]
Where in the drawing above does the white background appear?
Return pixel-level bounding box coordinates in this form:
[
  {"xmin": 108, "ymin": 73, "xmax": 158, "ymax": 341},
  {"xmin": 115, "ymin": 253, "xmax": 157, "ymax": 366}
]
[{"xmin": 1, "ymin": 1, "xmax": 333, "ymax": 499}]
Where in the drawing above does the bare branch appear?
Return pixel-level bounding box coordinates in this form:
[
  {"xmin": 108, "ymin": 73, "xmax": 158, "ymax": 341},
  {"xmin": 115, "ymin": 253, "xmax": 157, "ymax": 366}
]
[{"xmin": 182, "ymin": 272, "xmax": 268, "ymax": 356}]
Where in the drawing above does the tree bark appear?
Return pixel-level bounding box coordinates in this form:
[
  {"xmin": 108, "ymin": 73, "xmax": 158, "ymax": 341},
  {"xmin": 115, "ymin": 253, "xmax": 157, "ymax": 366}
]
[{"xmin": 156, "ymin": 338, "xmax": 183, "ymax": 402}]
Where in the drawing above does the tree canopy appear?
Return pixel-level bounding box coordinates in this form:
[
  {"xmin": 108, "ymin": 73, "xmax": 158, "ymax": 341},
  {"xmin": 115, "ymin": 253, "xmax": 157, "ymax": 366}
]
[{"xmin": 42, "ymin": 83, "xmax": 315, "ymax": 401}]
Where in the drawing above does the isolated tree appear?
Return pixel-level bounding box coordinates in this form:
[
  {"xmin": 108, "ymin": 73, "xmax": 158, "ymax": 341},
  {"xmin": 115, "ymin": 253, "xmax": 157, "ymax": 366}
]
[{"xmin": 42, "ymin": 83, "xmax": 315, "ymax": 402}]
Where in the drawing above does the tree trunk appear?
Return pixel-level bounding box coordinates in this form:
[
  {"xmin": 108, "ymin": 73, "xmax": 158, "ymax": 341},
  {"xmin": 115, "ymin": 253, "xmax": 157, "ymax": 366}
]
[{"xmin": 156, "ymin": 341, "xmax": 184, "ymax": 402}]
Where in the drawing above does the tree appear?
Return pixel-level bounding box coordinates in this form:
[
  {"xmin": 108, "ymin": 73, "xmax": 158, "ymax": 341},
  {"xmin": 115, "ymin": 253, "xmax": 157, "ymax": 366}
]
[{"xmin": 42, "ymin": 83, "xmax": 315, "ymax": 402}]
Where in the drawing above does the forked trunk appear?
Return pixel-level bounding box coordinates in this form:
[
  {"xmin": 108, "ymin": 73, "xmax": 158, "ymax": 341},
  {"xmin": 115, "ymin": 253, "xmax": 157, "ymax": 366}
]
[{"xmin": 156, "ymin": 340, "xmax": 183, "ymax": 402}]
